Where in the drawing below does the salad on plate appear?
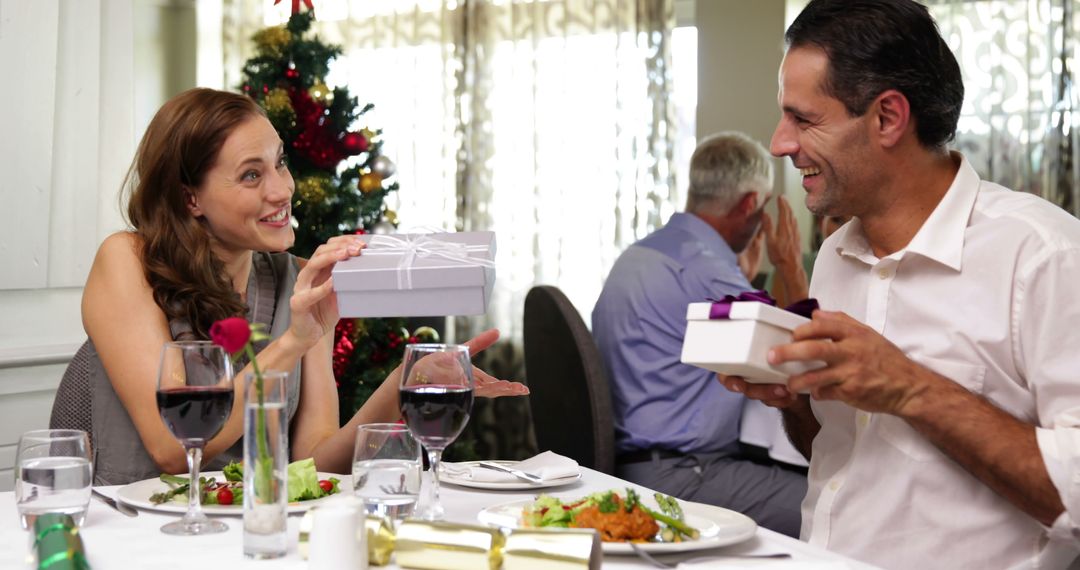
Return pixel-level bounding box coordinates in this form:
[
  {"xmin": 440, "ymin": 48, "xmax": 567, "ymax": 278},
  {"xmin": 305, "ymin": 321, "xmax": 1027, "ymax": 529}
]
[
  {"xmin": 522, "ymin": 488, "xmax": 699, "ymax": 543},
  {"xmin": 149, "ymin": 458, "xmax": 340, "ymax": 506}
]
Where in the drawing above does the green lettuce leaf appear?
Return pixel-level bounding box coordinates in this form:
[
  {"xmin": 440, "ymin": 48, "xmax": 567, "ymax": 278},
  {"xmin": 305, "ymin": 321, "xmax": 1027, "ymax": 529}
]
[{"xmin": 286, "ymin": 458, "xmax": 321, "ymax": 502}]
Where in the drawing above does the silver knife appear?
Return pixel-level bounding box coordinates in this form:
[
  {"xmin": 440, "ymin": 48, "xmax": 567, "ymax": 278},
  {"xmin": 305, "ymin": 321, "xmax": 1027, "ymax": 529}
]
[
  {"xmin": 477, "ymin": 461, "xmax": 544, "ymax": 484},
  {"xmin": 92, "ymin": 488, "xmax": 139, "ymax": 517}
]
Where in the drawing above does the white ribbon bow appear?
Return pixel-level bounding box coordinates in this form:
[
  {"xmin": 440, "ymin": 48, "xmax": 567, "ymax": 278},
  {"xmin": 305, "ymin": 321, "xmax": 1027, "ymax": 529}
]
[{"xmin": 365, "ymin": 233, "xmax": 495, "ymax": 290}]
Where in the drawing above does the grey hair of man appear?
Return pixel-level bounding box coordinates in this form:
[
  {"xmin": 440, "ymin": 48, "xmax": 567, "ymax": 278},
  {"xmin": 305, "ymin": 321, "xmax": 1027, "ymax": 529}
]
[{"xmin": 685, "ymin": 131, "xmax": 774, "ymax": 216}]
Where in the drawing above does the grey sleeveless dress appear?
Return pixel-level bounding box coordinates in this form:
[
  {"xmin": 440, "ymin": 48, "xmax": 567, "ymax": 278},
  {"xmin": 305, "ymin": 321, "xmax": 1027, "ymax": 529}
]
[{"xmin": 84, "ymin": 252, "xmax": 303, "ymax": 485}]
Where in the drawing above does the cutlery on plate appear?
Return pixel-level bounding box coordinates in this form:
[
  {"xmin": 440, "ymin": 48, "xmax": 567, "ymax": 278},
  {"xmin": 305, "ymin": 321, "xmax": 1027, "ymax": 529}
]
[
  {"xmin": 92, "ymin": 488, "xmax": 139, "ymax": 517},
  {"xmin": 630, "ymin": 542, "xmax": 790, "ymax": 568},
  {"xmin": 476, "ymin": 461, "xmax": 544, "ymax": 484}
]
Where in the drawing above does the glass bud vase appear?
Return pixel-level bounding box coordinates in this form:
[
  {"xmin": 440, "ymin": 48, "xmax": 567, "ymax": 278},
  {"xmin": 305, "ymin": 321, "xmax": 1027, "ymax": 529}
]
[{"xmin": 243, "ymin": 370, "xmax": 289, "ymax": 559}]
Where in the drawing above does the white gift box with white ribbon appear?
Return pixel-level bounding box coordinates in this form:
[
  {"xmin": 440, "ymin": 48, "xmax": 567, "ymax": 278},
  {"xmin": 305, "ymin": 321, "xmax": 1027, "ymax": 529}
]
[
  {"xmin": 680, "ymin": 301, "xmax": 822, "ymax": 385},
  {"xmin": 332, "ymin": 231, "xmax": 496, "ymax": 318}
]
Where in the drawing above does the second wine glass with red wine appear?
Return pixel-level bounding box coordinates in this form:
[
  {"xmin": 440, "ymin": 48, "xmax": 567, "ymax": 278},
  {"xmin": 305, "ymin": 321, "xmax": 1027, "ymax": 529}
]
[
  {"xmin": 156, "ymin": 340, "xmax": 235, "ymax": 535},
  {"xmin": 398, "ymin": 343, "xmax": 474, "ymax": 520}
]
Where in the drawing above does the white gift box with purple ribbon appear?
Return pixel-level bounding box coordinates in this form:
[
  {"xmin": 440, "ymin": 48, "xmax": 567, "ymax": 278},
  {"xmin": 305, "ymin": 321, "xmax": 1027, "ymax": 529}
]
[
  {"xmin": 331, "ymin": 231, "xmax": 496, "ymax": 318},
  {"xmin": 680, "ymin": 300, "xmax": 822, "ymax": 384}
]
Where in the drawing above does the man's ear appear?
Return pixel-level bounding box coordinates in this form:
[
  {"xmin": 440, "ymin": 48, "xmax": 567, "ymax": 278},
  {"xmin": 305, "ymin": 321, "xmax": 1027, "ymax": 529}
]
[
  {"xmin": 731, "ymin": 191, "xmax": 759, "ymax": 218},
  {"xmin": 184, "ymin": 187, "xmax": 202, "ymax": 217},
  {"xmin": 874, "ymin": 89, "xmax": 911, "ymax": 149}
]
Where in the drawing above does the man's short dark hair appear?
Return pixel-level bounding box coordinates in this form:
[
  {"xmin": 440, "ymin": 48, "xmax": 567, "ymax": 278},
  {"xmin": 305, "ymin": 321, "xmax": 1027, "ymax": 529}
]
[{"xmin": 786, "ymin": 0, "xmax": 964, "ymax": 150}]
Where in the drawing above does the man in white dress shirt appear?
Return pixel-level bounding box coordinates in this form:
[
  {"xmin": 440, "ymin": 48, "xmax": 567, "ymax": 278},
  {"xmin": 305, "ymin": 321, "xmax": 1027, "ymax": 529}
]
[{"xmin": 721, "ymin": 0, "xmax": 1080, "ymax": 568}]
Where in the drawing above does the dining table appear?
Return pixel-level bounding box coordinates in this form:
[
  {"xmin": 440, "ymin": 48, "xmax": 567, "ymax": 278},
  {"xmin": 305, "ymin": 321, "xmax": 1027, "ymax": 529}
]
[{"xmin": 0, "ymin": 466, "xmax": 877, "ymax": 569}]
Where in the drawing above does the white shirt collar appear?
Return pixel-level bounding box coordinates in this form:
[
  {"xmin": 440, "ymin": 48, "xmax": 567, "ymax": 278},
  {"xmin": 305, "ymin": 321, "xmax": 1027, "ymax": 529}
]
[{"xmin": 831, "ymin": 151, "xmax": 979, "ymax": 271}]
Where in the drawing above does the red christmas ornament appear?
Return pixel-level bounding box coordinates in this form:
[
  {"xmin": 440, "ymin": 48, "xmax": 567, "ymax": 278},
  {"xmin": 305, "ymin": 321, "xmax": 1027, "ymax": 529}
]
[
  {"xmin": 341, "ymin": 132, "xmax": 369, "ymax": 155},
  {"xmin": 285, "ymin": 68, "xmax": 300, "ymax": 80},
  {"xmin": 274, "ymin": 0, "xmax": 314, "ymax": 15},
  {"xmin": 333, "ymin": 320, "xmax": 357, "ymax": 379},
  {"xmin": 287, "ymin": 88, "xmax": 346, "ymax": 168},
  {"xmin": 353, "ymin": 228, "xmax": 366, "ymax": 235}
]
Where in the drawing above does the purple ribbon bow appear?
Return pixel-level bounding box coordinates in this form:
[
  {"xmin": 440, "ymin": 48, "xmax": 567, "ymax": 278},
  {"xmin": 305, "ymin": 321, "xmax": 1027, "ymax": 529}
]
[{"xmin": 707, "ymin": 290, "xmax": 819, "ymax": 320}]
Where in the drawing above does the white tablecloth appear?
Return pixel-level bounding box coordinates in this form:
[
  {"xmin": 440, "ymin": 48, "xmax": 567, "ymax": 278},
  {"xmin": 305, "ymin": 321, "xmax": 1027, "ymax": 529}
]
[{"xmin": 0, "ymin": 467, "xmax": 874, "ymax": 569}]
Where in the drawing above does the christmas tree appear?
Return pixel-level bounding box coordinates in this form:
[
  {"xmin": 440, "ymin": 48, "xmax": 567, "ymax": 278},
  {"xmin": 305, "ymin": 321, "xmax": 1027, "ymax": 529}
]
[{"xmin": 238, "ymin": 10, "xmax": 438, "ymax": 420}]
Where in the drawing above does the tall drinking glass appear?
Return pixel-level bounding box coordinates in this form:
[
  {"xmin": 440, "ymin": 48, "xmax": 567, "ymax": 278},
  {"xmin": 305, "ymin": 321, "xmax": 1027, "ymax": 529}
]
[
  {"xmin": 15, "ymin": 429, "xmax": 92, "ymax": 529},
  {"xmin": 243, "ymin": 370, "xmax": 289, "ymax": 559},
  {"xmin": 398, "ymin": 344, "xmax": 474, "ymax": 520},
  {"xmin": 155, "ymin": 340, "xmax": 234, "ymax": 535},
  {"xmin": 352, "ymin": 423, "xmax": 422, "ymax": 520}
]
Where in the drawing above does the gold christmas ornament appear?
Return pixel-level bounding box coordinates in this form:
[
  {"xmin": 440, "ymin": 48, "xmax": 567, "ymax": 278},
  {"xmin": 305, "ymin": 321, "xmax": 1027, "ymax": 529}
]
[
  {"xmin": 252, "ymin": 26, "xmax": 292, "ymax": 59},
  {"xmin": 308, "ymin": 81, "xmax": 334, "ymax": 106},
  {"xmin": 351, "ymin": 319, "xmax": 368, "ymax": 340},
  {"xmin": 383, "ymin": 209, "xmax": 398, "ymax": 225},
  {"xmin": 359, "ymin": 171, "xmax": 383, "ymax": 194},
  {"xmin": 297, "ymin": 174, "xmax": 332, "ymax": 204},
  {"xmin": 263, "ymin": 88, "xmax": 296, "ymax": 127},
  {"xmin": 360, "ymin": 128, "xmax": 377, "ymax": 142}
]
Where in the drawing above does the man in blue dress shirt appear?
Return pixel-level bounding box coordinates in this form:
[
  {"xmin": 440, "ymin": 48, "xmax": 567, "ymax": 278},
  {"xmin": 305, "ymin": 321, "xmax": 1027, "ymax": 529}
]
[{"xmin": 592, "ymin": 132, "xmax": 807, "ymax": 537}]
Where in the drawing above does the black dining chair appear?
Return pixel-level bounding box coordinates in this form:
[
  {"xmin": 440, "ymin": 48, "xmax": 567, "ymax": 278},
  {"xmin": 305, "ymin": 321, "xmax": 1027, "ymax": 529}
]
[{"xmin": 522, "ymin": 285, "xmax": 615, "ymax": 474}]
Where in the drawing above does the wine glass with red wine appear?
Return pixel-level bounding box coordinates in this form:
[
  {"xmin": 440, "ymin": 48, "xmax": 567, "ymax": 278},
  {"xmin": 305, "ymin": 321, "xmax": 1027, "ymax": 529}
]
[
  {"xmin": 398, "ymin": 343, "xmax": 474, "ymax": 520},
  {"xmin": 156, "ymin": 340, "xmax": 235, "ymax": 535}
]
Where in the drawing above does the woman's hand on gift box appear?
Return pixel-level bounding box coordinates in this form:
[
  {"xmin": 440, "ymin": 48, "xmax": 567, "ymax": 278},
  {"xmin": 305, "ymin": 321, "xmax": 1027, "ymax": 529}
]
[
  {"xmin": 464, "ymin": 329, "xmax": 530, "ymax": 398},
  {"xmin": 291, "ymin": 236, "xmax": 366, "ymax": 348}
]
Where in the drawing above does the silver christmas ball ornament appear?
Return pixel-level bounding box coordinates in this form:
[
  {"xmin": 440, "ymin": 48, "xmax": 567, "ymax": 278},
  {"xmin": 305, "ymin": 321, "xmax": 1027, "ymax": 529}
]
[
  {"xmin": 372, "ymin": 155, "xmax": 396, "ymax": 178},
  {"xmin": 371, "ymin": 220, "xmax": 397, "ymax": 235}
]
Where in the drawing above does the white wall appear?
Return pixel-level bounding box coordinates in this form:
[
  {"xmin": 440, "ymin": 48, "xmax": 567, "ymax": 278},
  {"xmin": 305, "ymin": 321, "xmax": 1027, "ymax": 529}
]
[
  {"xmin": 695, "ymin": 0, "xmax": 813, "ymax": 251},
  {"xmin": 0, "ymin": 0, "xmax": 136, "ymax": 490},
  {"xmin": 0, "ymin": 0, "xmax": 198, "ymax": 491}
]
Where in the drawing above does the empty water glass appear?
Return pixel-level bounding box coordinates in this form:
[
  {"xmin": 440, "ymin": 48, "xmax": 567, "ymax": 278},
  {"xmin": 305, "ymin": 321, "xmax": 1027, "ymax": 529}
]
[
  {"xmin": 352, "ymin": 423, "xmax": 421, "ymax": 520},
  {"xmin": 15, "ymin": 429, "xmax": 93, "ymax": 529}
]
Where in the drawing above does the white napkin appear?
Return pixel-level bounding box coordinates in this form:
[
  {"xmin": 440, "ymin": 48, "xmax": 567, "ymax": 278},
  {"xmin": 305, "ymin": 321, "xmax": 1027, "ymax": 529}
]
[{"xmin": 441, "ymin": 451, "xmax": 580, "ymax": 483}]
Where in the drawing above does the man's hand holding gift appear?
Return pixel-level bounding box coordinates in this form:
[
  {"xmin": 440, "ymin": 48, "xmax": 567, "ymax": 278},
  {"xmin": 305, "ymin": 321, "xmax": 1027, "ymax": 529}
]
[
  {"xmin": 721, "ymin": 309, "xmax": 937, "ymax": 416},
  {"xmin": 716, "ymin": 306, "xmax": 961, "ymax": 460}
]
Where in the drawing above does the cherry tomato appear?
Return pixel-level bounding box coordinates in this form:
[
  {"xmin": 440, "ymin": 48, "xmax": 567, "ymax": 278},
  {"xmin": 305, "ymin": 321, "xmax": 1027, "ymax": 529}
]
[
  {"xmin": 318, "ymin": 480, "xmax": 333, "ymax": 493},
  {"xmin": 216, "ymin": 487, "xmax": 234, "ymax": 506}
]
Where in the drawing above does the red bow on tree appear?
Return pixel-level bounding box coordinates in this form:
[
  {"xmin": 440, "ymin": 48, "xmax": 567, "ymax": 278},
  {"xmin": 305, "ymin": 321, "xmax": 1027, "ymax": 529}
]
[{"xmin": 275, "ymin": 0, "xmax": 314, "ymax": 15}]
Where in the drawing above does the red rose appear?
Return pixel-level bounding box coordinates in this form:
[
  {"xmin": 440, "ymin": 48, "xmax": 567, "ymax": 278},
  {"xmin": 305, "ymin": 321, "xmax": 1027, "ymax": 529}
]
[{"xmin": 210, "ymin": 317, "xmax": 252, "ymax": 354}]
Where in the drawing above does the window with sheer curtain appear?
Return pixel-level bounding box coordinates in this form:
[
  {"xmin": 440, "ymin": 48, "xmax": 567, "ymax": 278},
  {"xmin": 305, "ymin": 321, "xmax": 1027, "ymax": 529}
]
[
  {"xmin": 927, "ymin": 0, "xmax": 1079, "ymax": 214},
  {"xmin": 222, "ymin": 0, "xmax": 680, "ymax": 344}
]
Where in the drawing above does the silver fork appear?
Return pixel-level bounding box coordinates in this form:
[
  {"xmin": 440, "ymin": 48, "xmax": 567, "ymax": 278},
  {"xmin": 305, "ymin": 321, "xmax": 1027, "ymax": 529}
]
[{"xmin": 630, "ymin": 542, "xmax": 790, "ymax": 568}]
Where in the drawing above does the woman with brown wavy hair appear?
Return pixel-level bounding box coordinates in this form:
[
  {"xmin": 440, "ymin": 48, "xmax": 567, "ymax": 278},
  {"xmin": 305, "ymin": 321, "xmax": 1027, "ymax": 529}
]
[{"xmin": 67, "ymin": 88, "xmax": 525, "ymax": 485}]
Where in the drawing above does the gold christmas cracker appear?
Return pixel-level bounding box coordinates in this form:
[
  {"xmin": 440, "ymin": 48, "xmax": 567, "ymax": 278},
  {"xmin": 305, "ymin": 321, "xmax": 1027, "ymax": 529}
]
[
  {"xmin": 299, "ymin": 511, "xmax": 603, "ymax": 570},
  {"xmin": 394, "ymin": 520, "xmax": 504, "ymax": 570},
  {"xmin": 502, "ymin": 528, "xmax": 601, "ymax": 570}
]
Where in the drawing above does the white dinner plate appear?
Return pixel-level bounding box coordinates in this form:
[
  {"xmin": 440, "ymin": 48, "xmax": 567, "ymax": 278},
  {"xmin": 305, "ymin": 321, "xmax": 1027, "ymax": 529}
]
[
  {"xmin": 440, "ymin": 461, "xmax": 582, "ymax": 491},
  {"xmin": 476, "ymin": 495, "xmax": 756, "ymax": 554},
  {"xmin": 116, "ymin": 471, "xmax": 350, "ymax": 516}
]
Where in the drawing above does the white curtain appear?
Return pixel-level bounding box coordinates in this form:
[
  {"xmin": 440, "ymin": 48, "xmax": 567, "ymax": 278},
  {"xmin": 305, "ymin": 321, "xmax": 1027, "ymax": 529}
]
[
  {"xmin": 928, "ymin": 0, "xmax": 1080, "ymax": 214},
  {"xmin": 221, "ymin": 0, "xmax": 678, "ymax": 342}
]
